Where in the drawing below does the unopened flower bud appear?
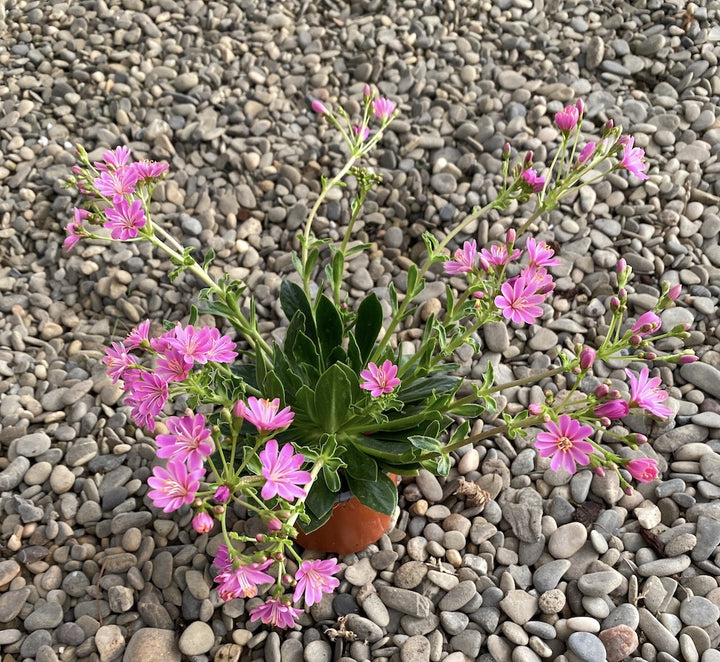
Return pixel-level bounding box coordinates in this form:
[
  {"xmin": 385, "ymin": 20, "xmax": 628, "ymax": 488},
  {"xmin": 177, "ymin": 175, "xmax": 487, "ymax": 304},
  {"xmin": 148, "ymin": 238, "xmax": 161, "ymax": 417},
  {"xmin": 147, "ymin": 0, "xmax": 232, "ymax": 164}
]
[
  {"xmin": 282, "ymin": 574, "xmax": 294, "ymax": 585},
  {"xmin": 256, "ymin": 534, "xmax": 265, "ymax": 543},
  {"xmin": 644, "ymin": 352, "xmax": 656, "ymax": 360},
  {"xmin": 503, "ymin": 142, "xmax": 511, "ymax": 159},
  {"xmin": 193, "ymin": 497, "xmax": 203, "ymax": 508},
  {"xmin": 616, "ymin": 258, "xmax": 626, "ymax": 273},
  {"xmin": 594, "ymin": 384, "xmax": 610, "ymax": 398},
  {"xmin": 624, "ymin": 486, "xmax": 634, "ymax": 496},
  {"xmin": 576, "ymin": 99, "xmax": 585, "ymax": 115},
  {"xmin": 192, "ymin": 512, "xmax": 214, "ymax": 534},
  {"xmin": 363, "ymin": 84, "xmax": 371, "ymax": 97},
  {"xmin": 619, "ymin": 288, "xmax": 627, "ymax": 298},
  {"xmin": 635, "ymin": 434, "xmax": 648, "ymax": 445},
  {"xmin": 667, "ymin": 283, "xmax": 682, "ymax": 301},
  {"xmin": 311, "ymin": 99, "xmax": 328, "ymax": 114},
  {"xmin": 610, "ymin": 296, "xmax": 621, "ymax": 311},
  {"xmin": 214, "ymin": 486, "xmax": 231, "ymax": 503},
  {"xmin": 605, "ymin": 119, "xmax": 614, "ymax": 131},
  {"xmin": 267, "ymin": 518, "xmax": 282, "ymax": 532},
  {"xmin": 506, "ymin": 228, "xmax": 516, "ymax": 244},
  {"xmin": 214, "ymin": 505, "xmax": 225, "ymax": 515},
  {"xmin": 528, "ymin": 403, "xmax": 543, "ymax": 416},
  {"xmin": 594, "ymin": 466, "xmax": 605, "ymax": 477},
  {"xmin": 579, "ymin": 347, "xmax": 596, "ymax": 370},
  {"xmin": 609, "ymin": 390, "xmax": 621, "ymax": 399},
  {"xmin": 679, "ymin": 354, "xmax": 698, "ymax": 364},
  {"xmin": 274, "ymin": 552, "xmax": 284, "ymax": 561},
  {"xmin": 629, "ymin": 334, "xmax": 642, "ymax": 346},
  {"xmin": 524, "ymin": 150, "xmax": 534, "ymax": 165}
]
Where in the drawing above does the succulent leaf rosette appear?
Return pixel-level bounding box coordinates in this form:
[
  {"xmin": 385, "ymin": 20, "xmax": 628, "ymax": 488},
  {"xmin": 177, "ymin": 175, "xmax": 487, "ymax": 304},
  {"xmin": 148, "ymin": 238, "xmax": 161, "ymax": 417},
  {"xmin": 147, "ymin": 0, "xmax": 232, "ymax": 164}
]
[{"xmin": 64, "ymin": 89, "xmax": 693, "ymax": 628}]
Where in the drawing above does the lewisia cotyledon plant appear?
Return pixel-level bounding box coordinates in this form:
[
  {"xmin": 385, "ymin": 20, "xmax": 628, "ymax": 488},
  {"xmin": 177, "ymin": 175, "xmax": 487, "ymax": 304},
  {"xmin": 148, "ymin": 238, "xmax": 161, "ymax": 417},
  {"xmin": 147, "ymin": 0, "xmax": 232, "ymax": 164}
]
[{"xmin": 64, "ymin": 91, "xmax": 696, "ymax": 628}]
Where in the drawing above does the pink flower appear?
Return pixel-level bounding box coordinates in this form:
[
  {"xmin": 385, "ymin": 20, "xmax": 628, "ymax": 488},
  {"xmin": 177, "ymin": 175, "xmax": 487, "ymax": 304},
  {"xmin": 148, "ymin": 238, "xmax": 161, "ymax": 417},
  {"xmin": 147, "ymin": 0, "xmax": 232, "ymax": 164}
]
[
  {"xmin": 353, "ymin": 125, "xmax": 370, "ymax": 141},
  {"xmin": 205, "ymin": 328, "xmax": 238, "ymax": 363},
  {"xmin": 535, "ymin": 414, "xmax": 594, "ymax": 474},
  {"xmin": 311, "ymin": 99, "xmax": 327, "ymax": 114},
  {"xmin": 155, "ymin": 347, "xmax": 191, "ymax": 383},
  {"xmin": 126, "ymin": 371, "xmax": 168, "ymax": 418},
  {"xmin": 445, "ymin": 239, "xmax": 477, "ymax": 275},
  {"xmin": 192, "ymin": 512, "xmax": 214, "ymax": 534},
  {"xmin": 267, "ymin": 518, "xmax": 282, "ymax": 532},
  {"xmin": 594, "ymin": 399, "xmax": 630, "ymax": 420},
  {"xmin": 259, "ymin": 439, "xmax": 311, "ymax": 502},
  {"xmin": 130, "ymin": 160, "xmax": 169, "ymax": 181},
  {"xmin": 525, "ymin": 237, "xmax": 560, "ymax": 268},
  {"xmin": 667, "ymin": 283, "xmax": 682, "ymax": 301},
  {"xmin": 124, "ymin": 320, "xmax": 151, "ymax": 349},
  {"xmin": 94, "ymin": 166, "xmax": 139, "ymax": 201},
  {"xmin": 234, "ymin": 397, "xmax": 295, "ymax": 432},
  {"xmin": 626, "ymin": 457, "xmax": 659, "ymax": 483},
  {"xmin": 213, "ymin": 545, "xmax": 275, "ymax": 600},
  {"xmin": 165, "ymin": 324, "xmax": 214, "ymax": 366},
  {"xmin": 156, "ymin": 412, "xmax": 214, "ymax": 469},
  {"xmin": 626, "ymin": 367, "xmax": 673, "ymax": 419},
  {"xmin": 104, "ymin": 198, "xmax": 147, "ymax": 241},
  {"xmin": 103, "ymin": 341, "xmax": 137, "ymax": 384},
  {"xmin": 518, "ymin": 266, "xmax": 555, "ymax": 295},
  {"xmin": 631, "ymin": 311, "xmax": 661, "ymax": 337},
  {"xmin": 521, "ymin": 167, "xmax": 545, "ymax": 192},
  {"xmin": 64, "ymin": 208, "xmax": 89, "ymax": 252},
  {"xmin": 147, "ymin": 459, "xmax": 204, "ymax": 513},
  {"xmin": 360, "ymin": 360, "xmax": 401, "ymax": 397},
  {"xmin": 94, "ymin": 146, "xmax": 131, "ymax": 172},
  {"xmin": 494, "ymin": 276, "xmax": 545, "ymax": 325},
  {"xmin": 249, "ymin": 598, "xmax": 302, "ymax": 629},
  {"xmin": 555, "ymin": 104, "xmax": 580, "ymax": 132},
  {"xmin": 293, "ymin": 559, "xmax": 341, "ymax": 606},
  {"xmin": 578, "ymin": 142, "xmax": 596, "ymax": 164},
  {"xmin": 372, "ymin": 97, "xmax": 396, "ymax": 120},
  {"xmin": 618, "ymin": 136, "xmax": 648, "ymax": 180},
  {"xmin": 479, "ymin": 244, "xmax": 522, "ymax": 268}
]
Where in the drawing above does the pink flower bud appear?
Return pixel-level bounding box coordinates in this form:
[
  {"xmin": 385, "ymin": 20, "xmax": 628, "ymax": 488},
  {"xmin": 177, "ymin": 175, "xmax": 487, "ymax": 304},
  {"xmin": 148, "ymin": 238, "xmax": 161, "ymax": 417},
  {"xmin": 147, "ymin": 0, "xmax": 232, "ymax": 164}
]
[
  {"xmin": 594, "ymin": 466, "xmax": 605, "ymax": 477},
  {"xmin": 610, "ymin": 296, "xmax": 621, "ymax": 311},
  {"xmin": 609, "ymin": 390, "xmax": 621, "ymax": 399},
  {"xmin": 679, "ymin": 354, "xmax": 697, "ymax": 364},
  {"xmin": 629, "ymin": 334, "xmax": 642, "ymax": 347},
  {"xmin": 312, "ymin": 99, "xmax": 328, "ymax": 114},
  {"xmin": 667, "ymin": 283, "xmax": 682, "ymax": 301},
  {"xmin": 576, "ymin": 99, "xmax": 585, "ymax": 115},
  {"xmin": 256, "ymin": 534, "xmax": 265, "ymax": 543},
  {"xmin": 528, "ymin": 403, "xmax": 543, "ymax": 416},
  {"xmin": 524, "ymin": 150, "xmax": 534, "ymax": 165},
  {"xmin": 282, "ymin": 574, "xmax": 294, "ymax": 585},
  {"xmin": 214, "ymin": 485, "xmax": 231, "ymax": 503},
  {"xmin": 267, "ymin": 518, "xmax": 282, "ymax": 532},
  {"xmin": 594, "ymin": 384, "xmax": 610, "ymax": 398},
  {"xmin": 506, "ymin": 228, "xmax": 516, "ymax": 244},
  {"xmin": 579, "ymin": 347, "xmax": 596, "ymax": 370},
  {"xmin": 624, "ymin": 486, "xmax": 634, "ymax": 496},
  {"xmin": 599, "ymin": 416, "xmax": 611, "ymax": 428},
  {"xmin": 635, "ymin": 434, "xmax": 648, "ymax": 445},
  {"xmin": 363, "ymin": 84, "xmax": 371, "ymax": 97},
  {"xmin": 503, "ymin": 142, "xmax": 511, "ymax": 159},
  {"xmin": 605, "ymin": 119, "xmax": 615, "ymax": 131},
  {"xmin": 192, "ymin": 512, "xmax": 214, "ymax": 534},
  {"xmin": 616, "ymin": 258, "xmax": 627, "ymax": 273}
]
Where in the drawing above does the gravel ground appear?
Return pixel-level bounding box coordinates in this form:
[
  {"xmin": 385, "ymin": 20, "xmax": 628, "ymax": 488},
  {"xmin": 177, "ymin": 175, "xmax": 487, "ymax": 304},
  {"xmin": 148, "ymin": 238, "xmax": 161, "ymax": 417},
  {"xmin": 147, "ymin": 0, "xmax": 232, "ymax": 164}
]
[{"xmin": 2, "ymin": 1, "xmax": 720, "ymax": 661}]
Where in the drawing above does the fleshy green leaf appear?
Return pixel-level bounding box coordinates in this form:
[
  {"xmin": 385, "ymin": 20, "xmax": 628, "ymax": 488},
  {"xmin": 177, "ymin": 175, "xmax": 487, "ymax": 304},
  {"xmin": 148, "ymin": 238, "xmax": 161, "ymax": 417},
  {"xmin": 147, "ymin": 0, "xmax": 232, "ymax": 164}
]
[
  {"xmin": 314, "ymin": 364, "xmax": 353, "ymax": 433},
  {"xmin": 347, "ymin": 472, "xmax": 398, "ymax": 516},
  {"xmin": 408, "ymin": 435, "xmax": 443, "ymax": 453},
  {"xmin": 323, "ymin": 464, "xmax": 341, "ymax": 492},
  {"xmin": 396, "ymin": 376, "xmax": 461, "ymax": 403},
  {"xmin": 280, "ymin": 280, "xmax": 317, "ymax": 341},
  {"xmin": 343, "ymin": 443, "xmax": 379, "ymax": 482},
  {"xmin": 355, "ymin": 293, "xmax": 383, "ymax": 362},
  {"xmin": 316, "ymin": 295, "xmax": 343, "ymax": 366}
]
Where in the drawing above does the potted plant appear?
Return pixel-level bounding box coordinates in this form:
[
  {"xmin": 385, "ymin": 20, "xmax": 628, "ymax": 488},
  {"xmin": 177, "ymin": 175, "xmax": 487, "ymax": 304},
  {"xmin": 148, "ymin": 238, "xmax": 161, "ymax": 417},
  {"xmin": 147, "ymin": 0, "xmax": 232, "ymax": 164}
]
[{"xmin": 64, "ymin": 88, "xmax": 692, "ymax": 627}]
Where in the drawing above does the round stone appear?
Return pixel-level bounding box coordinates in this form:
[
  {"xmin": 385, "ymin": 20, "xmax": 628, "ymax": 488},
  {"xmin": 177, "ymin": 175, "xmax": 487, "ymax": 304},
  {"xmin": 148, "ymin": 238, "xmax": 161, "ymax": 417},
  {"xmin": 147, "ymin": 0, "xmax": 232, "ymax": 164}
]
[
  {"xmin": 178, "ymin": 621, "xmax": 215, "ymax": 656},
  {"xmin": 548, "ymin": 522, "xmax": 587, "ymax": 558},
  {"xmin": 567, "ymin": 632, "xmax": 607, "ymax": 662},
  {"xmin": 679, "ymin": 596, "xmax": 720, "ymax": 627}
]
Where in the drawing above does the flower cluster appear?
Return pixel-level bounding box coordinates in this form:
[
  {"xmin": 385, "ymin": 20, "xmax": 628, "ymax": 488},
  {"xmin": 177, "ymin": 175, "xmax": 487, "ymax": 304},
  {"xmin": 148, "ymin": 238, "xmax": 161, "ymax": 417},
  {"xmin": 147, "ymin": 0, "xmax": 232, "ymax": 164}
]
[{"xmin": 65, "ymin": 91, "xmax": 695, "ymax": 630}]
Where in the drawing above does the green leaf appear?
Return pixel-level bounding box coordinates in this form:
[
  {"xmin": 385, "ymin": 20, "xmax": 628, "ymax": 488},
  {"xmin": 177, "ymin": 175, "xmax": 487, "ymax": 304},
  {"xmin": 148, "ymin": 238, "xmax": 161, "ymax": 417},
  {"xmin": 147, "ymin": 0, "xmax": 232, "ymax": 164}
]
[
  {"xmin": 344, "ymin": 443, "xmax": 378, "ymax": 481},
  {"xmin": 262, "ymin": 370, "xmax": 285, "ymax": 402},
  {"xmin": 291, "ymin": 330, "xmax": 321, "ymax": 371},
  {"xmin": 323, "ymin": 464, "xmax": 341, "ymax": 492},
  {"xmin": 280, "ymin": 280, "xmax": 317, "ymax": 342},
  {"xmin": 294, "ymin": 385, "xmax": 319, "ymax": 426},
  {"xmin": 303, "ymin": 474, "xmax": 337, "ymax": 528},
  {"xmin": 389, "ymin": 282, "xmax": 398, "ymax": 313},
  {"xmin": 316, "ymin": 295, "xmax": 344, "ymax": 366},
  {"xmin": 202, "ymin": 247, "xmax": 215, "ymax": 271},
  {"xmin": 347, "ymin": 472, "xmax": 398, "ymax": 516},
  {"xmin": 397, "ymin": 376, "xmax": 461, "ymax": 403},
  {"xmin": 408, "ymin": 435, "xmax": 443, "ymax": 453},
  {"xmin": 449, "ymin": 420, "xmax": 471, "ymax": 447},
  {"xmin": 188, "ymin": 304, "xmax": 198, "ymax": 326},
  {"xmin": 450, "ymin": 403, "xmax": 485, "ymax": 417},
  {"xmin": 314, "ymin": 364, "xmax": 353, "ymax": 433},
  {"xmin": 355, "ymin": 293, "xmax": 383, "ymax": 362},
  {"xmin": 406, "ymin": 264, "xmax": 419, "ymax": 295},
  {"xmin": 347, "ymin": 334, "xmax": 362, "ymax": 373},
  {"xmin": 331, "ymin": 250, "xmax": 344, "ymax": 291},
  {"xmin": 272, "ymin": 346, "xmax": 303, "ymax": 401},
  {"xmin": 305, "ymin": 247, "xmax": 321, "ymax": 283},
  {"xmin": 350, "ymin": 435, "xmax": 417, "ymax": 462}
]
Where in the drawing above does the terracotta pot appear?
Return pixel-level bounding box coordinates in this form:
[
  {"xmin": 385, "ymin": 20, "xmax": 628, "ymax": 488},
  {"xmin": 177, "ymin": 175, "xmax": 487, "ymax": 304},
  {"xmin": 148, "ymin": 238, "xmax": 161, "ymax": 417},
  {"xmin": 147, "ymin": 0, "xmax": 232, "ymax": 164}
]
[{"xmin": 296, "ymin": 476, "xmax": 399, "ymax": 555}]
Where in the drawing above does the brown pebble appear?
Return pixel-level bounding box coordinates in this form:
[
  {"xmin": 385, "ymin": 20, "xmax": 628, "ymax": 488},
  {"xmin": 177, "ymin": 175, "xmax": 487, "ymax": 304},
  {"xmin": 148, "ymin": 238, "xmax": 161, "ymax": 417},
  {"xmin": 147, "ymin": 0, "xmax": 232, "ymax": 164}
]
[{"xmin": 599, "ymin": 624, "xmax": 639, "ymax": 662}]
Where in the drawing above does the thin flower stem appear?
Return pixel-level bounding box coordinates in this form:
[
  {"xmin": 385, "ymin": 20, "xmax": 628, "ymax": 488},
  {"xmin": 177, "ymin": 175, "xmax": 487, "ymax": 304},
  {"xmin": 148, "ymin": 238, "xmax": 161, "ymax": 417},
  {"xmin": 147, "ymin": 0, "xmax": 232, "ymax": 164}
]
[{"xmin": 286, "ymin": 460, "xmax": 325, "ymax": 530}]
